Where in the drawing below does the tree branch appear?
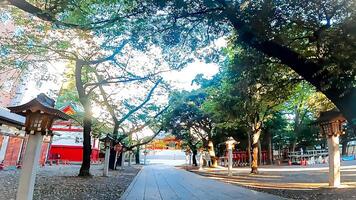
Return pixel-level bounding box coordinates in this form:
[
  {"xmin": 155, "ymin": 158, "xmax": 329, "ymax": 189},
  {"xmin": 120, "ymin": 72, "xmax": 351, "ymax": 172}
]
[
  {"xmin": 125, "ymin": 128, "xmax": 163, "ymax": 150},
  {"xmin": 119, "ymin": 105, "xmax": 170, "ymax": 141},
  {"xmin": 7, "ymin": 0, "xmax": 144, "ymax": 30},
  {"xmin": 115, "ymin": 78, "xmax": 162, "ymax": 127}
]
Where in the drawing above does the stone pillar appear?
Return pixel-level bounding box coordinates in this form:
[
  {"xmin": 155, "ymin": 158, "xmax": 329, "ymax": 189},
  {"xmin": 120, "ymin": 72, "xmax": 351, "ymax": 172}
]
[
  {"xmin": 103, "ymin": 146, "xmax": 110, "ymax": 176},
  {"xmin": 16, "ymin": 133, "xmax": 43, "ymax": 200},
  {"xmin": 228, "ymin": 147, "xmax": 233, "ymax": 177},
  {"xmin": 0, "ymin": 136, "xmax": 9, "ymax": 162},
  {"xmin": 327, "ymin": 135, "xmax": 341, "ymax": 187},
  {"xmin": 121, "ymin": 151, "xmax": 125, "ymax": 170}
]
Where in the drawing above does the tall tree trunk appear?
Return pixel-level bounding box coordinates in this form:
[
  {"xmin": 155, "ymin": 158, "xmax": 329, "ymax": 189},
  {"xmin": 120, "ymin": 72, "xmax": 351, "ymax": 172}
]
[
  {"xmin": 251, "ymin": 129, "xmax": 261, "ymax": 174},
  {"xmin": 291, "ymin": 141, "xmax": 297, "ymax": 152},
  {"xmin": 291, "ymin": 106, "xmax": 302, "ymax": 152},
  {"xmin": 75, "ymin": 60, "xmax": 92, "ymax": 177},
  {"xmin": 341, "ymin": 142, "xmax": 348, "ymax": 156},
  {"xmin": 79, "ymin": 107, "xmax": 92, "ymax": 176},
  {"xmin": 247, "ymin": 132, "xmax": 252, "ymax": 166},
  {"xmin": 111, "ymin": 124, "xmax": 119, "ymax": 168},
  {"xmin": 258, "ymin": 140, "xmax": 262, "ymax": 165},
  {"xmin": 192, "ymin": 149, "xmax": 198, "ymax": 166},
  {"xmin": 341, "ymin": 134, "xmax": 348, "ymax": 156},
  {"xmin": 328, "ymin": 88, "xmax": 356, "ymax": 124},
  {"xmin": 109, "ymin": 148, "xmax": 116, "ymax": 170},
  {"xmin": 266, "ymin": 130, "xmax": 273, "ymax": 165},
  {"xmin": 135, "ymin": 147, "xmax": 140, "ymax": 164},
  {"xmin": 208, "ymin": 140, "xmax": 217, "ymax": 168}
]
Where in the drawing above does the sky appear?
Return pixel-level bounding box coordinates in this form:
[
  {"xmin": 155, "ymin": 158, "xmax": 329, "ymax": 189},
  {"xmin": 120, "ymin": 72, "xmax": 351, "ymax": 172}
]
[
  {"xmin": 162, "ymin": 61, "xmax": 219, "ymax": 91},
  {"xmin": 162, "ymin": 37, "xmax": 226, "ymax": 91}
]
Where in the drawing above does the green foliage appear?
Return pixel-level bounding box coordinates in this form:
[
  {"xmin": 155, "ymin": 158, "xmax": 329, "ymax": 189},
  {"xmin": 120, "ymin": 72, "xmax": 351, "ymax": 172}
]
[
  {"xmin": 3, "ymin": 0, "xmax": 354, "ymax": 154},
  {"xmin": 264, "ymin": 112, "xmax": 290, "ymax": 149},
  {"xmin": 162, "ymin": 90, "xmax": 213, "ymax": 149}
]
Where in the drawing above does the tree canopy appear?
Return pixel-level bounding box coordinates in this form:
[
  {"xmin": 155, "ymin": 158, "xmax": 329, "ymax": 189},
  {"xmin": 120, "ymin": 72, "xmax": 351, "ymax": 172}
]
[{"xmin": 0, "ymin": 0, "xmax": 354, "ymax": 174}]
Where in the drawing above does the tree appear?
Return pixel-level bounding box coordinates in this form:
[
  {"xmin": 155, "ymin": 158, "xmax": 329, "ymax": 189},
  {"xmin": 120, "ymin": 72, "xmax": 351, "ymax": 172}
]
[
  {"xmin": 144, "ymin": 0, "xmax": 356, "ymax": 122},
  {"xmin": 0, "ymin": 5, "xmax": 168, "ymax": 175},
  {"xmin": 6, "ymin": 0, "xmax": 355, "ymax": 122},
  {"xmin": 4, "ymin": 0, "xmax": 355, "ymax": 174},
  {"xmin": 162, "ymin": 114, "xmax": 202, "ymax": 166},
  {"xmin": 0, "ymin": 7, "xmax": 99, "ymax": 176},
  {"xmin": 262, "ymin": 112, "xmax": 288, "ymax": 164},
  {"xmin": 97, "ymin": 78, "xmax": 168, "ymax": 169},
  {"xmin": 201, "ymin": 44, "xmax": 299, "ymax": 173},
  {"xmin": 282, "ymin": 82, "xmax": 335, "ymax": 151},
  {"xmin": 163, "ymin": 90, "xmax": 218, "ymax": 167}
]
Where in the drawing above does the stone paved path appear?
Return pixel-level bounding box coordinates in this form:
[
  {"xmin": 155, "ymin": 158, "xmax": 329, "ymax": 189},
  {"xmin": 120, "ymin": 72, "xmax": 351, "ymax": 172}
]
[{"xmin": 120, "ymin": 165, "xmax": 284, "ymax": 200}]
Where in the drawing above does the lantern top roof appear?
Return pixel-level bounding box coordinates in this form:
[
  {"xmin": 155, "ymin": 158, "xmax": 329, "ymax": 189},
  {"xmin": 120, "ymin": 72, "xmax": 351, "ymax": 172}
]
[
  {"xmin": 99, "ymin": 134, "xmax": 115, "ymax": 142},
  {"xmin": 315, "ymin": 108, "xmax": 346, "ymax": 124},
  {"xmin": 0, "ymin": 107, "xmax": 25, "ymax": 128},
  {"xmin": 225, "ymin": 137, "xmax": 237, "ymax": 144},
  {"xmin": 7, "ymin": 93, "xmax": 70, "ymax": 121}
]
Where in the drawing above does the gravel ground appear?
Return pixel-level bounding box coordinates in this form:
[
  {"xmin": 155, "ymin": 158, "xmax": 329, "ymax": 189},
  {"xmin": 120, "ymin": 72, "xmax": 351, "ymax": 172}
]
[
  {"xmin": 246, "ymin": 187, "xmax": 356, "ymax": 200},
  {"xmin": 0, "ymin": 164, "xmax": 141, "ymax": 200},
  {"xmin": 185, "ymin": 164, "xmax": 356, "ymax": 200}
]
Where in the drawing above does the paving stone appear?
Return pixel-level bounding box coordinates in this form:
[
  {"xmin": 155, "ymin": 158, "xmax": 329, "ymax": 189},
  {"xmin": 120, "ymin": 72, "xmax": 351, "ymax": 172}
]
[{"xmin": 121, "ymin": 165, "xmax": 283, "ymax": 200}]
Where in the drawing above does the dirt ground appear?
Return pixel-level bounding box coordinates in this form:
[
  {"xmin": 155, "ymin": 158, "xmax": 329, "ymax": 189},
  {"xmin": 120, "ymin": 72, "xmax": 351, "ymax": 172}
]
[{"xmin": 185, "ymin": 161, "xmax": 356, "ymax": 200}]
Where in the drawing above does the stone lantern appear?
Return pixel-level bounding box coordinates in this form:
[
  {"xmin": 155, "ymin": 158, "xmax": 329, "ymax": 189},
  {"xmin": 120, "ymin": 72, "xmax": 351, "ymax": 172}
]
[
  {"xmin": 315, "ymin": 109, "xmax": 346, "ymax": 187},
  {"xmin": 8, "ymin": 93, "xmax": 70, "ymax": 200},
  {"xmin": 225, "ymin": 137, "xmax": 237, "ymax": 177},
  {"xmin": 100, "ymin": 134, "xmax": 114, "ymax": 176}
]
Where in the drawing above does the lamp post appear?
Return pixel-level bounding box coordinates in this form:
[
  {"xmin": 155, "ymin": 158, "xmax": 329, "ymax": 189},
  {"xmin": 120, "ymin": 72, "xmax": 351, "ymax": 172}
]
[
  {"xmin": 8, "ymin": 94, "xmax": 69, "ymax": 200},
  {"xmin": 316, "ymin": 109, "xmax": 346, "ymax": 187},
  {"xmin": 225, "ymin": 137, "xmax": 237, "ymax": 177},
  {"xmin": 100, "ymin": 134, "xmax": 114, "ymax": 177}
]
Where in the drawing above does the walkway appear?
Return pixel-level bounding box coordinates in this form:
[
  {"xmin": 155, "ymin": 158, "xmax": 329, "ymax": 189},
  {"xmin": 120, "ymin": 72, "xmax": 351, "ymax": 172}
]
[{"xmin": 120, "ymin": 165, "xmax": 283, "ymax": 200}]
